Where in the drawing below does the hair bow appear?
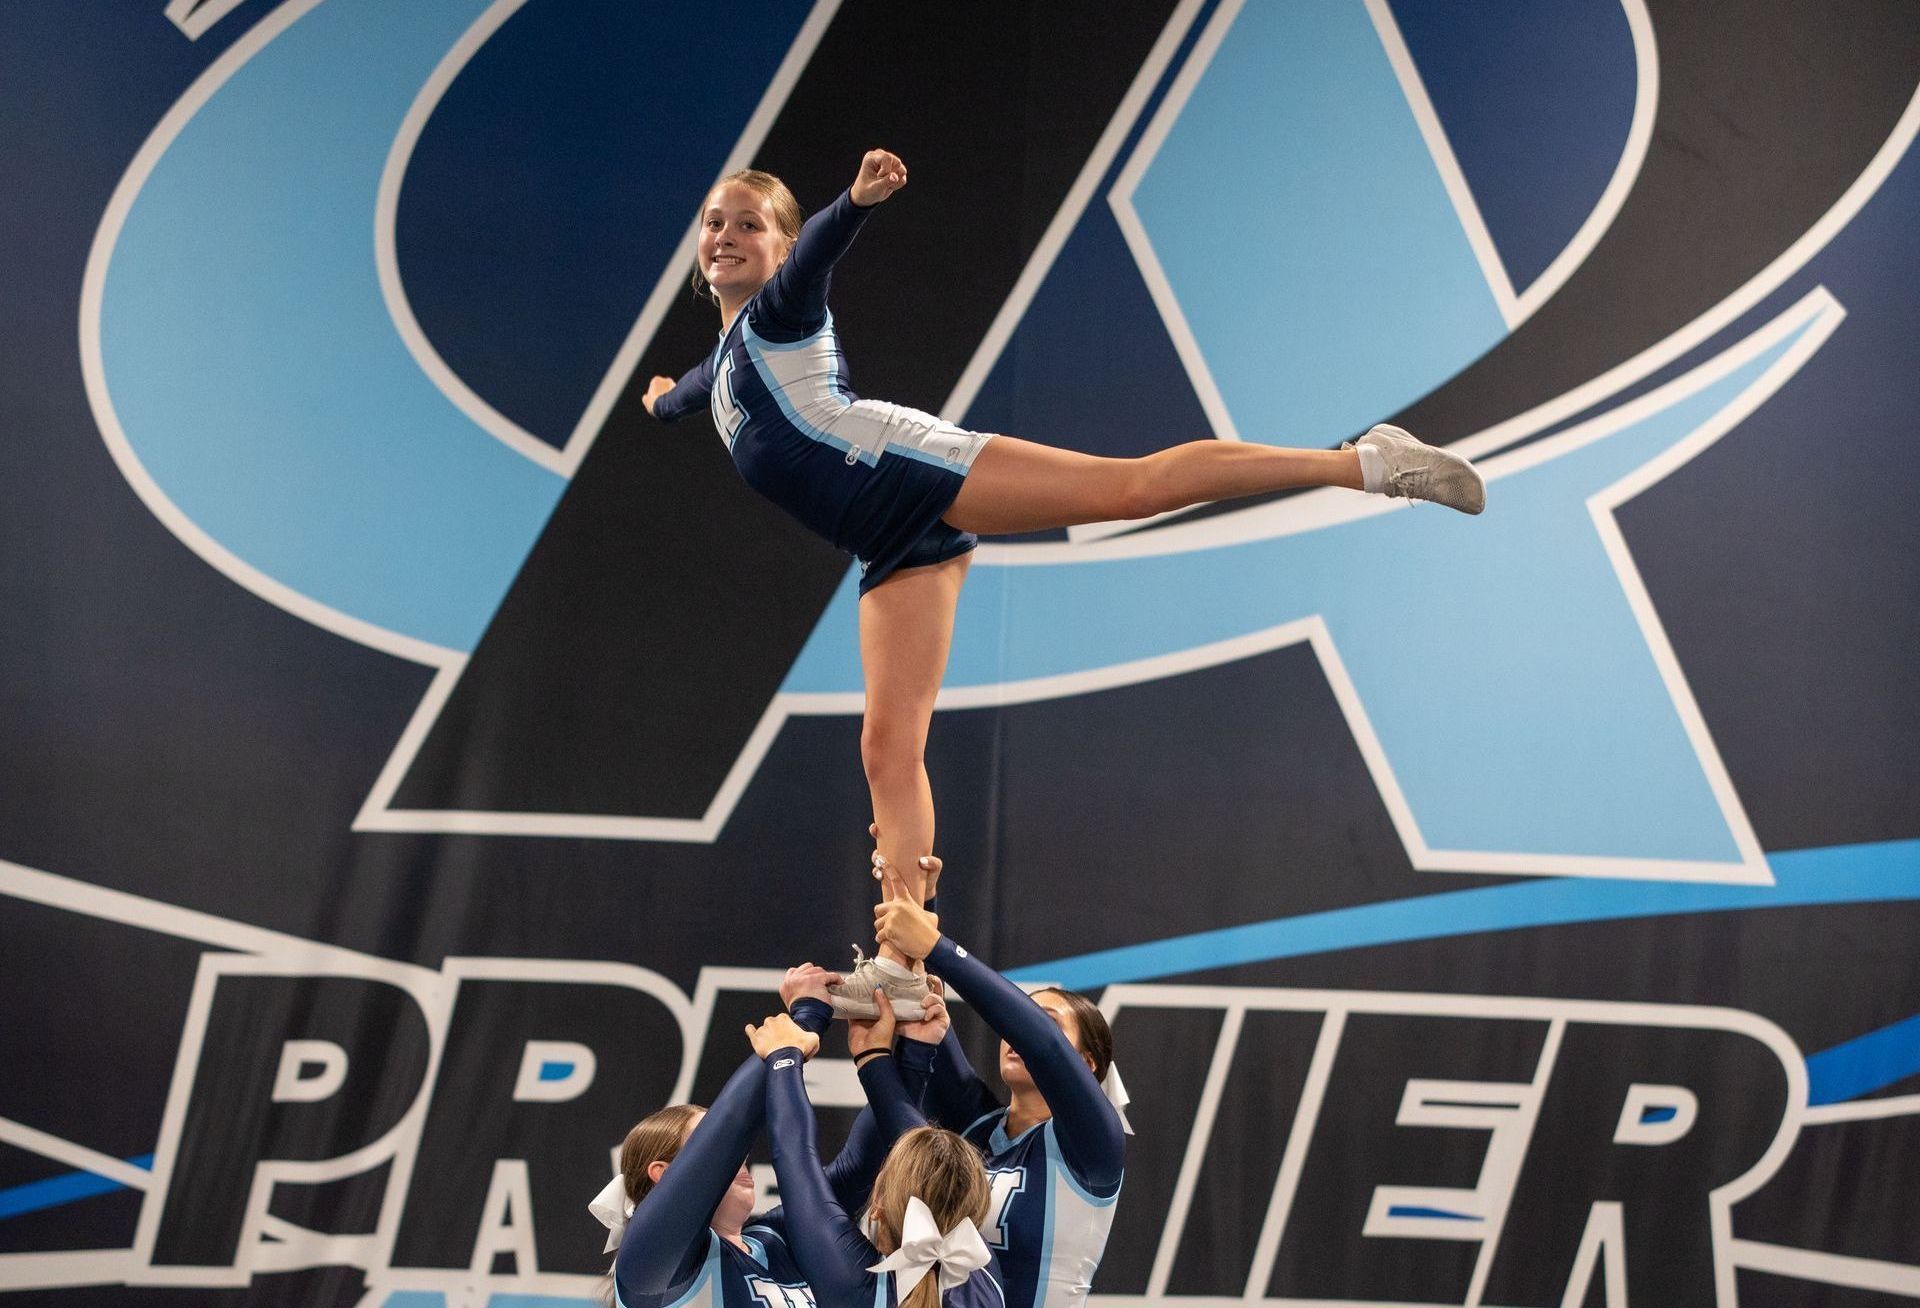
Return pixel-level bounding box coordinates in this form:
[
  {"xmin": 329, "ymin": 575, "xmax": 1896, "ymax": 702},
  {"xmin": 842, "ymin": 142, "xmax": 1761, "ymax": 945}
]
[
  {"xmin": 1102, "ymin": 1062, "xmax": 1135, "ymax": 1136},
  {"xmin": 866, "ymin": 1196, "xmax": 992, "ymax": 1298},
  {"xmin": 589, "ymin": 1175, "xmax": 634, "ymax": 1254}
]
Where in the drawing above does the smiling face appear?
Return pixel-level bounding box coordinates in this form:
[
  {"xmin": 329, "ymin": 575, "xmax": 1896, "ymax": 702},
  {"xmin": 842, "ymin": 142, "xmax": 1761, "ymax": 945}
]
[
  {"xmin": 999, "ymin": 991, "xmax": 1091, "ymax": 1092},
  {"xmin": 698, "ymin": 181, "xmax": 792, "ymax": 307}
]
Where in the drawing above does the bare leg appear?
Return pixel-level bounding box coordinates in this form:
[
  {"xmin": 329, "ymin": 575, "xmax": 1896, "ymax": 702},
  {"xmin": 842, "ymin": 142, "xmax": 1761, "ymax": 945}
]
[
  {"xmin": 858, "ymin": 551, "xmax": 969, "ymax": 964},
  {"xmin": 944, "ymin": 434, "xmax": 1363, "ymax": 537}
]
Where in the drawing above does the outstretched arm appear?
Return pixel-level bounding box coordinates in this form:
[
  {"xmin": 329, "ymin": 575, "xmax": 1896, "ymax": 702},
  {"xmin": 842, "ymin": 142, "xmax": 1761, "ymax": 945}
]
[
  {"xmin": 919, "ymin": 1025, "xmax": 1005, "ymax": 1134},
  {"xmin": 782, "ymin": 969, "xmax": 917, "ymax": 1216},
  {"xmin": 876, "ymin": 890, "xmax": 1124, "ymax": 1195},
  {"xmin": 760, "ymin": 1039, "xmax": 887, "ymax": 1308}
]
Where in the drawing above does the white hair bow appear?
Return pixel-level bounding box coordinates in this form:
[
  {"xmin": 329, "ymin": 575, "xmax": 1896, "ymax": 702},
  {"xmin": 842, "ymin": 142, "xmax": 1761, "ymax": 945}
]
[
  {"xmin": 589, "ymin": 1175, "xmax": 634, "ymax": 1254},
  {"xmin": 1103, "ymin": 1062, "xmax": 1135, "ymax": 1136},
  {"xmin": 866, "ymin": 1196, "xmax": 992, "ymax": 1298}
]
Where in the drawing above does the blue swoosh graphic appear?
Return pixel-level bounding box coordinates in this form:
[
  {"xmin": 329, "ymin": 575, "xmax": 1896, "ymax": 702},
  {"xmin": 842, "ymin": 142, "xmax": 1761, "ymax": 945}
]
[
  {"xmin": 1009, "ymin": 838, "xmax": 1920, "ymax": 989},
  {"xmin": 1806, "ymin": 1010, "xmax": 1920, "ymax": 1106},
  {"xmin": 0, "ymin": 1153, "xmax": 150, "ymax": 1221}
]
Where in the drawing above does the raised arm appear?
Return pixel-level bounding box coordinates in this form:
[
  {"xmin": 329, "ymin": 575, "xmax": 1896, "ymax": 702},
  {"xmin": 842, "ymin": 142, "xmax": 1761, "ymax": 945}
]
[
  {"xmin": 925, "ymin": 937, "xmax": 1123, "ymax": 1193},
  {"xmin": 918, "ymin": 1025, "xmax": 1004, "ymax": 1135},
  {"xmin": 615, "ymin": 1052, "xmax": 765, "ymax": 1297},
  {"xmin": 873, "ymin": 875, "xmax": 1123, "ymax": 1195},
  {"xmin": 759, "ymin": 1037, "xmax": 887, "ymax": 1308},
  {"xmin": 784, "ymin": 972, "xmax": 938, "ymax": 1212},
  {"xmin": 757, "ymin": 150, "xmax": 905, "ymax": 336}
]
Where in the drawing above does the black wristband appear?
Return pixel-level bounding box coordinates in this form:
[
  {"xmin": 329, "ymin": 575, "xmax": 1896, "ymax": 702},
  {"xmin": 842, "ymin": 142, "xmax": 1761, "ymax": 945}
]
[{"xmin": 853, "ymin": 1048, "xmax": 891, "ymax": 1068}]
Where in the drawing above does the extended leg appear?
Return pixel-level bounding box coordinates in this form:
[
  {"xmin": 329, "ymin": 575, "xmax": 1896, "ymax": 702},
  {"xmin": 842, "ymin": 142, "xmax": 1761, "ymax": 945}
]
[{"xmin": 943, "ymin": 426, "xmax": 1481, "ymax": 537}]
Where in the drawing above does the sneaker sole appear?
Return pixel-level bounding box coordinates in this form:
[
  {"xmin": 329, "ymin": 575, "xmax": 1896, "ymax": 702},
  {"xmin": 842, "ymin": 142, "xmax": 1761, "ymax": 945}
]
[{"xmin": 829, "ymin": 997, "xmax": 883, "ymax": 1021}]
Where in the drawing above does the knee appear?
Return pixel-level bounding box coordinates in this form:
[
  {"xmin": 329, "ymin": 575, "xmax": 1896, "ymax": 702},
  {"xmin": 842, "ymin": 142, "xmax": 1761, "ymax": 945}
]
[{"xmin": 861, "ymin": 717, "xmax": 922, "ymax": 784}]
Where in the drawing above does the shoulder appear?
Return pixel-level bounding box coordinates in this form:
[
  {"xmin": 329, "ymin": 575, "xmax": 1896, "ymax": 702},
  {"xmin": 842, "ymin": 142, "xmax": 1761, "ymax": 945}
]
[{"xmin": 951, "ymin": 1266, "xmax": 1008, "ymax": 1308}]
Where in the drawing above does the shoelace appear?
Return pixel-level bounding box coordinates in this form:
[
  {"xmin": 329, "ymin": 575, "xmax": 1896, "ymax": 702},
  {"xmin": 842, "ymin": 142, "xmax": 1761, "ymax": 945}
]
[{"xmin": 1385, "ymin": 462, "xmax": 1429, "ymax": 502}]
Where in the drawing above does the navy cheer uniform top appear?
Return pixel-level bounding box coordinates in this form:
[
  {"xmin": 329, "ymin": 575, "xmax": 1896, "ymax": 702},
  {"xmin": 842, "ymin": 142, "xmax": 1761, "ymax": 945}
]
[{"xmin": 652, "ymin": 190, "xmax": 990, "ymax": 592}]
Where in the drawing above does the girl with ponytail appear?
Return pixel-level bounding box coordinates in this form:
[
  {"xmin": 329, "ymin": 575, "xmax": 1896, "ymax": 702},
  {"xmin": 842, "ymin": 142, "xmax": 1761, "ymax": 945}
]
[{"xmin": 749, "ymin": 1009, "xmax": 1005, "ymax": 1308}]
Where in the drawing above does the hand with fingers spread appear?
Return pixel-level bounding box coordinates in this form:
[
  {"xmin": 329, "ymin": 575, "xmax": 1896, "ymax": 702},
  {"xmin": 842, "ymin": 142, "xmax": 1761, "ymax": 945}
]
[
  {"xmin": 846, "ymin": 996, "xmax": 897, "ymax": 1060},
  {"xmin": 779, "ymin": 962, "xmax": 843, "ymax": 1011},
  {"xmin": 746, "ymin": 1012, "xmax": 819, "ymax": 1061},
  {"xmin": 873, "ymin": 856, "xmax": 942, "ymax": 961},
  {"xmin": 898, "ymin": 974, "xmax": 950, "ymax": 1044},
  {"xmin": 849, "ymin": 148, "xmax": 907, "ymax": 207}
]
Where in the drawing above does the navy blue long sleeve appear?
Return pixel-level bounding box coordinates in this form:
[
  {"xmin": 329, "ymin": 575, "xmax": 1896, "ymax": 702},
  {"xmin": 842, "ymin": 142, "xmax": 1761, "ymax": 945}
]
[
  {"xmin": 926, "ymin": 937, "xmax": 1125, "ymax": 1195},
  {"xmin": 764, "ymin": 1047, "xmax": 925, "ymax": 1308},
  {"xmin": 615, "ymin": 1004, "xmax": 838, "ymax": 1293},
  {"xmin": 614, "ymin": 1053, "xmax": 764, "ymax": 1296},
  {"xmin": 757, "ymin": 189, "xmax": 872, "ymax": 339},
  {"xmin": 651, "ymin": 352, "xmax": 714, "ymax": 423},
  {"xmin": 920, "ymin": 1026, "xmax": 1003, "ymax": 1135}
]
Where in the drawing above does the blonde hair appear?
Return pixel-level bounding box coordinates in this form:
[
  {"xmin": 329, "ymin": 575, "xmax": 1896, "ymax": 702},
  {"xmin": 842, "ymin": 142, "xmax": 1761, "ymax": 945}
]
[
  {"xmin": 868, "ymin": 1128, "xmax": 991, "ymax": 1308},
  {"xmin": 692, "ymin": 168, "xmax": 804, "ymax": 303}
]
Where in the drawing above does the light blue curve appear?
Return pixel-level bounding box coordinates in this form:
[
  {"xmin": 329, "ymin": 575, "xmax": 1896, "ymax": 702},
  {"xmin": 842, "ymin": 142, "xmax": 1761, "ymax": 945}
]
[
  {"xmin": 787, "ymin": 321, "xmax": 1820, "ymax": 865},
  {"xmin": 1127, "ymin": 0, "xmax": 1510, "ymax": 445},
  {"xmin": 1006, "ymin": 838, "xmax": 1920, "ymax": 990},
  {"xmin": 102, "ymin": 0, "xmax": 564, "ymax": 651}
]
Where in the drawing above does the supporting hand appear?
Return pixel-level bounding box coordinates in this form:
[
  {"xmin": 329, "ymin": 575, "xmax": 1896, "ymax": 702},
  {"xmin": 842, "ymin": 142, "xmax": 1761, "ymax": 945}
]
[
  {"xmin": 746, "ymin": 1012, "xmax": 820, "ymax": 1061},
  {"xmin": 780, "ymin": 962, "xmax": 843, "ymax": 1011},
  {"xmin": 868, "ymin": 822, "xmax": 942, "ymax": 901},
  {"xmin": 847, "ymin": 1000, "xmax": 897, "ymax": 1059},
  {"xmin": 898, "ymin": 975, "xmax": 950, "ymax": 1044},
  {"xmin": 873, "ymin": 859, "xmax": 942, "ymax": 961}
]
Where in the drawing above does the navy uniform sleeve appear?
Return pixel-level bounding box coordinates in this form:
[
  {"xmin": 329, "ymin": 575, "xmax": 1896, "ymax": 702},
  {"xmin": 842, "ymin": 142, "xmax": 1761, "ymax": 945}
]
[
  {"xmin": 927, "ymin": 937, "xmax": 1125, "ymax": 1195},
  {"xmin": 777, "ymin": 999, "xmax": 911, "ymax": 1226},
  {"xmin": 615, "ymin": 1053, "xmax": 764, "ymax": 1298},
  {"xmin": 652, "ymin": 354, "xmax": 716, "ymax": 423},
  {"xmin": 755, "ymin": 189, "xmax": 874, "ymax": 339},
  {"xmin": 764, "ymin": 1047, "xmax": 888, "ymax": 1308},
  {"xmin": 918, "ymin": 1028, "xmax": 1003, "ymax": 1135}
]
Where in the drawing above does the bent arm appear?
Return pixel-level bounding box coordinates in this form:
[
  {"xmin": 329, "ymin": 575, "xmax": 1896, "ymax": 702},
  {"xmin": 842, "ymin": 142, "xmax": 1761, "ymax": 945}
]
[{"xmin": 928, "ymin": 937, "xmax": 1124, "ymax": 1194}]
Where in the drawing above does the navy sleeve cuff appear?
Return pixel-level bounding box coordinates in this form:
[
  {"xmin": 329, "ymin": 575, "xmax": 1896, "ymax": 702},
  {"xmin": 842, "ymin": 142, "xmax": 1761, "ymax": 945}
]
[{"xmin": 791, "ymin": 997, "xmax": 833, "ymax": 1033}]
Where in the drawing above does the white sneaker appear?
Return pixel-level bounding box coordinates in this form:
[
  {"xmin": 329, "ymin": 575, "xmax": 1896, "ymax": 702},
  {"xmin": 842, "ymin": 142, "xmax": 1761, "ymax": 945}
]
[
  {"xmin": 1350, "ymin": 424, "xmax": 1485, "ymax": 515},
  {"xmin": 826, "ymin": 946, "xmax": 930, "ymax": 1021}
]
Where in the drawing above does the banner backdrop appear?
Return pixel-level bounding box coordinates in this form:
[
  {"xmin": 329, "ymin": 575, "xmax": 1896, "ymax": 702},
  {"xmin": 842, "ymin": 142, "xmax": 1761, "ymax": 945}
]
[{"xmin": 4, "ymin": 2, "xmax": 1918, "ymax": 1305}]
